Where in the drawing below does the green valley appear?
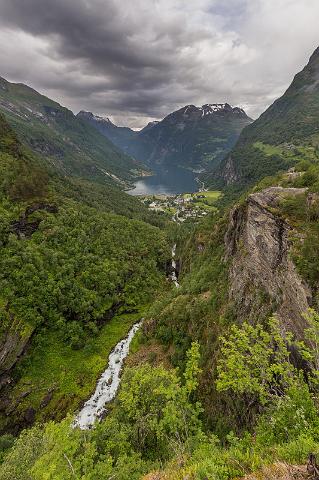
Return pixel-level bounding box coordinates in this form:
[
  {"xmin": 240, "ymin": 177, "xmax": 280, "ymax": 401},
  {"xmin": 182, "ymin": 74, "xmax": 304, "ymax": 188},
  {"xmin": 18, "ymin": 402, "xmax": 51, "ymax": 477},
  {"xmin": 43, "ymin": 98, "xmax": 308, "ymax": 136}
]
[
  {"xmin": 1, "ymin": 32, "xmax": 319, "ymax": 480},
  {"xmin": 0, "ymin": 77, "xmax": 145, "ymax": 187},
  {"xmin": 0, "ymin": 112, "xmax": 171, "ymax": 435}
]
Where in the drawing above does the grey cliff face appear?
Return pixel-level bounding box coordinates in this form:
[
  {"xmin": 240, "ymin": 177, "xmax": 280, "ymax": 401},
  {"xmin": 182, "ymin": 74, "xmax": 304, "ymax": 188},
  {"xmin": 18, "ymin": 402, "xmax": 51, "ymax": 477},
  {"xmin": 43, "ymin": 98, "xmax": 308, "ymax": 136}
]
[
  {"xmin": 222, "ymin": 155, "xmax": 239, "ymax": 185},
  {"xmin": 0, "ymin": 319, "xmax": 34, "ymax": 375},
  {"xmin": 225, "ymin": 187, "xmax": 311, "ymax": 338}
]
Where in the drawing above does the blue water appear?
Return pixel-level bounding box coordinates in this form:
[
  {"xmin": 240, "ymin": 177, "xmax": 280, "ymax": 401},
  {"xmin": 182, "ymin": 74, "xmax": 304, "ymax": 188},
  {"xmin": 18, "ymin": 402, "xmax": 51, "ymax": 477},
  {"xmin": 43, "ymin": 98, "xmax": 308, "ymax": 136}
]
[{"xmin": 128, "ymin": 166, "xmax": 198, "ymax": 195}]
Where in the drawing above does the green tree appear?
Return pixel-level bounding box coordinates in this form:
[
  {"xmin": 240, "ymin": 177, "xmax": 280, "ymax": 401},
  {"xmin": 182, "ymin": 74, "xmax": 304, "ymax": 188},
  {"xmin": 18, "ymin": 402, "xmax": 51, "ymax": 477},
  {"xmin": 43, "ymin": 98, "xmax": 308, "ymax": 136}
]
[
  {"xmin": 255, "ymin": 380, "xmax": 319, "ymax": 445},
  {"xmin": 0, "ymin": 426, "xmax": 44, "ymax": 480},
  {"xmin": 115, "ymin": 363, "xmax": 202, "ymax": 460},
  {"xmin": 216, "ymin": 317, "xmax": 297, "ymax": 404},
  {"xmin": 184, "ymin": 341, "xmax": 202, "ymax": 396},
  {"xmin": 296, "ymin": 309, "xmax": 319, "ymax": 387}
]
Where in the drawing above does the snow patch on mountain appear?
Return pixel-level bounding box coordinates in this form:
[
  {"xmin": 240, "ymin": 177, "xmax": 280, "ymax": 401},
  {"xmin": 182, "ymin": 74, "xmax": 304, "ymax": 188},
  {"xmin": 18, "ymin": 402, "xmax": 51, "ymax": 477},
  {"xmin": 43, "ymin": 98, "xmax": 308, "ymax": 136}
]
[
  {"xmin": 78, "ymin": 110, "xmax": 114, "ymax": 125},
  {"xmin": 179, "ymin": 103, "xmax": 247, "ymax": 118}
]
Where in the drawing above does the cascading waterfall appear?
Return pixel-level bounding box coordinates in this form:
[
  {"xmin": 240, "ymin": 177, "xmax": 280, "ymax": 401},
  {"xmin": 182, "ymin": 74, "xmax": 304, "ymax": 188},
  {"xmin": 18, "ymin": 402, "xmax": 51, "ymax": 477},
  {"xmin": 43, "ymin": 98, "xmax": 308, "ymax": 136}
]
[
  {"xmin": 74, "ymin": 244, "xmax": 179, "ymax": 430},
  {"xmin": 170, "ymin": 243, "xmax": 180, "ymax": 288},
  {"xmin": 74, "ymin": 321, "xmax": 142, "ymax": 429}
]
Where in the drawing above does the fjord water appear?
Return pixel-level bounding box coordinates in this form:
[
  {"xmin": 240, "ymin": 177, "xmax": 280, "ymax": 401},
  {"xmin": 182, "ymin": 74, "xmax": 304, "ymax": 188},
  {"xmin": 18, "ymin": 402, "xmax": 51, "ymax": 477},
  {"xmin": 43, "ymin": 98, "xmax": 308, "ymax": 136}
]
[{"xmin": 128, "ymin": 165, "xmax": 198, "ymax": 195}]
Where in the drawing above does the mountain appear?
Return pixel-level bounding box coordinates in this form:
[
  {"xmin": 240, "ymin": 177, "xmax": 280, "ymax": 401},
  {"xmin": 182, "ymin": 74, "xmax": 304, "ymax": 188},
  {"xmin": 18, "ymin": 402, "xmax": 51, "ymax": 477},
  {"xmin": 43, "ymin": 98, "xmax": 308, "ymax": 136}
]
[
  {"xmin": 3, "ymin": 47, "xmax": 319, "ymax": 480},
  {"xmin": 0, "ymin": 77, "xmax": 145, "ymax": 187},
  {"xmin": 0, "ymin": 112, "xmax": 170, "ymax": 433},
  {"xmin": 215, "ymin": 47, "xmax": 319, "ymax": 189},
  {"xmin": 77, "ymin": 110, "xmax": 137, "ymax": 148},
  {"xmin": 78, "ymin": 103, "xmax": 252, "ymax": 172},
  {"xmin": 139, "ymin": 120, "xmax": 160, "ymax": 133}
]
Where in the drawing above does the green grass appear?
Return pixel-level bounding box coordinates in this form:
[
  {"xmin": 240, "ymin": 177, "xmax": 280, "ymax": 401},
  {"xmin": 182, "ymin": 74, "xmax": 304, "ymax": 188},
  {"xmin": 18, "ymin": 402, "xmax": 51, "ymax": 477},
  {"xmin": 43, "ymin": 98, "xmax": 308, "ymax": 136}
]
[
  {"xmin": 163, "ymin": 206, "xmax": 177, "ymax": 214},
  {"xmin": 182, "ymin": 190, "xmax": 221, "ymax": 211},
  {"xmin": 6, "ymin": 311, "xmax": 144, "ymax": 426},
  {"xmin": 254, "ymin": 141, "xmax": 319, "ymax": 163},
  {"xmin": 183, "ymin": 190, "xmax": 221, "ymax": 201},
  {"xmin": 197, "ymin": 190, "xmax": 221, "ymax": 201},
  {"xmin": 253, "ymin": 141, "xmax": 284, "ymax": 156}
]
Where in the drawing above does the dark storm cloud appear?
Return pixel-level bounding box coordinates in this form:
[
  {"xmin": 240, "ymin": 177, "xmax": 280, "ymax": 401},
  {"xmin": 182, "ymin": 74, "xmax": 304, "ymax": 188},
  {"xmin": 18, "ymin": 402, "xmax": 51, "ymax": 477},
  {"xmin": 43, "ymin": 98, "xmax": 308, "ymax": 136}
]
[
  {"xmin": 0, "ymin": 0, "xmax": 220, "ymax": 125},
  {"xmin": 0, "ymin": 1, "xmax": 167, "ymax": 73},
  {"xmin": 0, "ymin": 0, "xmax": 318, "ymax": 128}
]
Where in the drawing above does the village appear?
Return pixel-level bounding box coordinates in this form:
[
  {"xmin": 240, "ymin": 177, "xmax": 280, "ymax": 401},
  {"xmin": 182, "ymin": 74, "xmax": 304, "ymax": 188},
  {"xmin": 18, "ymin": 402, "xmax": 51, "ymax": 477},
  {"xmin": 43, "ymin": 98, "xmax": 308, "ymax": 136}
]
[{"xmin": 140, "ymin": 190, "xmax": 222, "ymax": 222}]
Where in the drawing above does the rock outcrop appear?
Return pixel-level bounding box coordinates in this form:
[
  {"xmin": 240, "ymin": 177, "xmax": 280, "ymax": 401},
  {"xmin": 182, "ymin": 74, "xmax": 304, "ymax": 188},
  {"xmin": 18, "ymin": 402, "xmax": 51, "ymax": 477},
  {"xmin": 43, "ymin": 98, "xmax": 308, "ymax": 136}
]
[
  {"xmin": 0, "ymin": 315, "xmax": 34, "ymax": 375},
  {"xmin": 10, "ymin": 202, "xmax": 58, "ymax": 239},
  {"xmin": 221, "ymin": 154, "xmax": 239, "ymax": 185},
  {"xmin": 225, "ymin": 187, "xmax": 311, "ymax": 338}
]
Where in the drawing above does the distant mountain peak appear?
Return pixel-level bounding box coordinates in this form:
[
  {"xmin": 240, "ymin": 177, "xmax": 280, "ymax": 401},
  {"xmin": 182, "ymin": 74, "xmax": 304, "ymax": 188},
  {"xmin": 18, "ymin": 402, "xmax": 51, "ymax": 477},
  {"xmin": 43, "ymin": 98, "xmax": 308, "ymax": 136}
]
[
  {"xmin": 177, "ymin": 102, "xmax": 248, "ymax": 119},
  {"xmin": 309, "ymin": 45, "xmax": 319, "ymax": 62},
  {"xmin": 78, "ymin": 101, "xmax": 252, "ymax": 172},
  {"xmin": 77, "ymin": 110, "xmax": 114, "ymax": 125},
  {"xmin": 139, "ymin": 120, "xmax": 159, "ymax": 133},
  {"xmin": 0, "ymin": 78, "xmax": 140, "ymax": 187},
  {"xmin": 199, "ymin": 103, "xmax": 247, "ymax": 116},
  {"xmin": 0, "ymin": 76, "xmax": 9, "ymax": 91}
]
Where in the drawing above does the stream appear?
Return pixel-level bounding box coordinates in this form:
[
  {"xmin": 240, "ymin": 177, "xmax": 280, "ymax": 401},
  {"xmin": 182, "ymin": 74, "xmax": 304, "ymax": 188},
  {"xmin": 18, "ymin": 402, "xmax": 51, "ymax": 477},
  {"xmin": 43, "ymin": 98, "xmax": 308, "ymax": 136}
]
[
  {"xmin": 74, "ymin": 245, "xmax": 179, "ymax": 429},
  {"xmin": 74, "ymin": 321, "xmax": 142, "ymax": 429}
]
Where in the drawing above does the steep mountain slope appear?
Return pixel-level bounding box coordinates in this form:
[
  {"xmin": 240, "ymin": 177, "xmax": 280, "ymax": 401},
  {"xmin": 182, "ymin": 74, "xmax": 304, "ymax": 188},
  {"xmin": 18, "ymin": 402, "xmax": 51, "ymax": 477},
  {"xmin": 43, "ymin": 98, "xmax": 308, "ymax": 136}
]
[
  {"xmin": 215, "ymin": 47, "xmax": 319, "ymax": 189},
  {"xmin": 145, "ymin": 180, "xmax": 317, "ymax": 433},
  {"xmin": 78, "ymin": 103, "xmax": 252, "ymax": 172},
  {"xmin": 2, "ymin": 57, "xmax": 319, "ymax": 479},
  {"xmin": 0, "ymin": 113, "xmax": 170, "ymax": 433},
  {"xmin": 2, "ymin": 165, "xmax": 319, "ymax": 479},
  {"xmin": 0, "ymin": 77, "xmax": 144, "ymax": 187},
  {"xmin": 77, "ymin": 111, "xmax": 136, "ymax": 147}
]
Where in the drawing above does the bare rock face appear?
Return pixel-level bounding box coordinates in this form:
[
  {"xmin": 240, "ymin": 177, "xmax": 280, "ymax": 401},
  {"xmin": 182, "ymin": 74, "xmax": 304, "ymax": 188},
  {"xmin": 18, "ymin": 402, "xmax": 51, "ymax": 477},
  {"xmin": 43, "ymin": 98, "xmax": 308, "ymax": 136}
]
[
  {"xmin": 222, "ymin": 154, "xmax": 239, "ymax": 185},
  {"xmin": 225, "ymin": 187, "xmax": 311, "ymax": 338},
  {"xmin": 0, "ymin": 315, "xmax": 34, "ymax": 375}
]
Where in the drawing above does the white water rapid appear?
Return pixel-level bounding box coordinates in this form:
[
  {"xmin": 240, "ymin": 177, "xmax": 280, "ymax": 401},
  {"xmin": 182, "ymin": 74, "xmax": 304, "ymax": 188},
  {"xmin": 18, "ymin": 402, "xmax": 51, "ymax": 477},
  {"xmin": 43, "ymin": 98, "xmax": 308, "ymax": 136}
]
[
  {"xmin": 74, "ymin": 321, "xmax": 142, "ymax": 429},
  {"xmin": 170, "ymin": 244, "xmax": 180, "ymax": 288}
]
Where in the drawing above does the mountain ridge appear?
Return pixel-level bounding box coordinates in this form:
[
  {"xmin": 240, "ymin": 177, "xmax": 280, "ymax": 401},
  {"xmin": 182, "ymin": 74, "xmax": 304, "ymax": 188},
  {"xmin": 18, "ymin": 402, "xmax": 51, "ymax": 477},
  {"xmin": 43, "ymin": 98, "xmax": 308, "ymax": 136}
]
[
  {"xmin": 0, "ymin": 76, "xmax": 145, "ymax": 188},
  {"xmin": 2, "ymin": 43, "xmax": 319, "ymax": 480},
  {"xmin": 214, "ymin": 46, "xmax": 319, "ymax": 190},
  {"xmin": 77, "ymin": 102, "xmax": 252, "ymax": 172}
]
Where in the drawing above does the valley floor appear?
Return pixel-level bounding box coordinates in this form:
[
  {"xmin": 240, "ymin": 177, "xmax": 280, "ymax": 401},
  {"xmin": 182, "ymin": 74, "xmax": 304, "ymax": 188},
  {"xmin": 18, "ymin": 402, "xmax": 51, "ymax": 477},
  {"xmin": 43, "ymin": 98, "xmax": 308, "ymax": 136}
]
[{"xmin": 140, "ymin": 189, "xmax": 222, "ymax": 222}]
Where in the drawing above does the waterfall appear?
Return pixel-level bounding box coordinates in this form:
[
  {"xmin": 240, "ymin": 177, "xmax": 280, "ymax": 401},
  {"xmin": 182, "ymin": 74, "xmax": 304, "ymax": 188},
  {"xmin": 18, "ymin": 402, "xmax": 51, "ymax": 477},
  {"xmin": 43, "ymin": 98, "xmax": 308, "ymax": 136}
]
[
  {"xmin": 73, "ymin": 320, "xmax": 142, "ymax": 429},
  {"xmin": 170, "ymin": 244, "xmax": 180, "ymax": 287},
  {"xmin": 74, "ymin": 245, "xmax": 179, "ymax": 430}
]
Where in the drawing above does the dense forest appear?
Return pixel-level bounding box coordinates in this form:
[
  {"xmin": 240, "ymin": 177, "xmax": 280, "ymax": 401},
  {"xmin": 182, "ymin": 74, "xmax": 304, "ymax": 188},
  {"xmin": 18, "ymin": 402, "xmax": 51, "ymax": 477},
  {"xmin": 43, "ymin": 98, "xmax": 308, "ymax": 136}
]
[
  {"xmin": 1, "ymin": 42, "xmax": 319, "ymax": 480},
  {"xmin": 0, "ymin": 113, "xmax": 171, "ymax": 434},
  {"xmin": 0, "ymin": 77, "xmax": 145, "ymax": 186}
]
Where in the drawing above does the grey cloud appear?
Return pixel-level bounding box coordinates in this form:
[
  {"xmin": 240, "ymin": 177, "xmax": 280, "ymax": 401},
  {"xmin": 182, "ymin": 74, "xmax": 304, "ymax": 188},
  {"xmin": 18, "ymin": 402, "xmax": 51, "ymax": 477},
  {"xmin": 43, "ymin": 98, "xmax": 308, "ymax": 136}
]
[{"xmin": 0, "ymin": 0, "xmax": 318, "ymax": 128}]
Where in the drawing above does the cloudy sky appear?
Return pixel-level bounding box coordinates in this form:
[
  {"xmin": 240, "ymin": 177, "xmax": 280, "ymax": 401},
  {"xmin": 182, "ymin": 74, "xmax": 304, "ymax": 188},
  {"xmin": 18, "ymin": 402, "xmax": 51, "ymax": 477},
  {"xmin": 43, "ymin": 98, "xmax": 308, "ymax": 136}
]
[{"xmin": 0, "ymin": 0, "xmax": 318, "ymax": 129}]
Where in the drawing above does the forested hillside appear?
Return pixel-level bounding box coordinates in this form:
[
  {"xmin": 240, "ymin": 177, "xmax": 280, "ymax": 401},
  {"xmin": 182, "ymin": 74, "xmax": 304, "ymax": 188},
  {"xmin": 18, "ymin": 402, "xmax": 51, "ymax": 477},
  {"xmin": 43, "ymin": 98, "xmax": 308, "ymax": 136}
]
[
  {"xmin": 209, "ymin": 47, "xmax": 319, "ymax": 192},
  {"xmin": 0, "ymin": 113, "xmax": 170, "ymax": 434},
  {"xmin": 0, "ymin": 77, "xmax": 145, "ymax": 187},
  {"xmin": 2, "ymin": 45, "xmax": 319, "ymax": 480},
  {"xmin": 3, "ymin": 166, "xmax": 319, "ymax": 478}
]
